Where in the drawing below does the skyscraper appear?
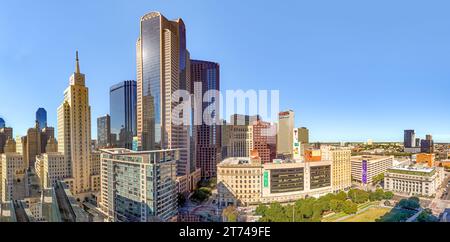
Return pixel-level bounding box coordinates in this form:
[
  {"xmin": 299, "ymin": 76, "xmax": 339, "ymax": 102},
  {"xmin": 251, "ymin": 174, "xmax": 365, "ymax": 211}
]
[
  {"xmin": 421, "ymin": 134, "xmax": 434, "ymax": 153},
  {"xmin": 57, "ymin": 51, "xmax": 92, "ymax": 195},
  {"xmin": 25, "ymin": 121, "xmax": 41, "ymax": 168},
  {"xmin": 136, "ymin": 12, "xmax": 192, "ymax": 178},
  {"xmin": 404, "ymin": 130, "xmax": 415, "ymax": 148},
  {"xmin": 191, "ymin": 60, "xmax": 220, "ymax": 179},
  {"xmin": 110, "ymin": 80, "xmax": 137, "ymax": 149},
  {"xmin": 40, "ymin": 126, "xmax": 55, "ymax": 154},
  {"xmin": 277, "ymin": 110, "xmax": 295, "ymax": 157},
  {"xmin": 0, "ymin": 118, "xmax": 5, "ymax": 129},
  {"xmin": 97, "ymin": 115, "xmax": 111, "ymax": 148},
  {"xmin": 36, "ymin": 108, "xmax": 47, "ymax": 131},
  {"xmin": 298, "ymin": 127, "xmax": 309, "ymax": 144},
  {"xmin": 0, "ymin": 127, "xmax": 13, "ymax": 154}
]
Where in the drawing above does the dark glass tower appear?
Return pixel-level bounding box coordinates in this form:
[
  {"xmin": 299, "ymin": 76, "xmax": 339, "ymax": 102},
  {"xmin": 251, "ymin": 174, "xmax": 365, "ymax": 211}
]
[
  {"xmin": 404, "ymin": 130, "xmax": 415, "ymax": 148},
  {"xmin": 97, "ymin": 114, "xmax": 111, "ymax": 148},
  {"xmin": 137, "ymin": 12, "xmax": 193, "ymax": 177},
  {"xmin": 0, "ymin": 118, "xmax": 5, "ymax": 128},
  {"xmin": 191, "ymin": 60, "xmax": 221, "ymax": 179},
  {"xmin": 110, "ymin": 80, "xmax": 137, "ymax": 149},
  {"xmin": 36, "ymin": 108, "xmax": 47, "ymax": 131}
]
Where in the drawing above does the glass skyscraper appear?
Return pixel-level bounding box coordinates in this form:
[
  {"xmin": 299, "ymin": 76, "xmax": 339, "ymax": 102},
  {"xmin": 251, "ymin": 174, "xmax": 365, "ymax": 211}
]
[
  {"xmin": 0, "ymin": 118, "xmax": 5, "ymax": 128},
  {"xmin": 109, "ymin": 80, "xmax": 137, "ymax": 149},
  {"xmin": 36, "ymin": 108, "xmax": 47, "ymax": 131},
  {"xmin": 136, "ymin": 12, "xmax": 193, "ymax": 177},
  {"xmin": 191, "ymin": 60, "xmax": 221, "ymax": 179}
]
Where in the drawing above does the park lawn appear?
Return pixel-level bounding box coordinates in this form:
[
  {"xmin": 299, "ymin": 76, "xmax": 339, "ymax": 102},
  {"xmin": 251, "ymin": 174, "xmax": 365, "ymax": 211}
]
[
  {"xmin": 340, "ymin": 207, "xmax": 391, "ymax": 222},
  {"xmin": 322, "ymin": 201, "xmax": 379, "ymax": 222}
]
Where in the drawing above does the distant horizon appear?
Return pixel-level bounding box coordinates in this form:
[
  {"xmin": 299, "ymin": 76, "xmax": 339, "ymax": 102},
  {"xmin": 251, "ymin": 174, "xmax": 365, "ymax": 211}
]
[{"xmin": 2, "ymin": 0, "xmax": 450, "ymax": 142}]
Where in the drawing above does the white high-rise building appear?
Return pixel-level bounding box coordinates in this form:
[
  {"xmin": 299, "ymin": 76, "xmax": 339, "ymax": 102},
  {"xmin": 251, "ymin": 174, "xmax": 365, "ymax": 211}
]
[{"xmin": 57, "ymin": 51, "xmax": 92, "ymax": 196}]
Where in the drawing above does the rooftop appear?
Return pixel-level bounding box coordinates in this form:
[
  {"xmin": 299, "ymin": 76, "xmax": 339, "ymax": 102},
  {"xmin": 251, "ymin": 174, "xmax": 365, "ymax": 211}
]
[
  {"xmin": 351, "ymin": 155, "xmax": 393, "ymax": 163},
  {"xmin": 387, "ymin": 165, "xmax": 436, "ymax": 176}
]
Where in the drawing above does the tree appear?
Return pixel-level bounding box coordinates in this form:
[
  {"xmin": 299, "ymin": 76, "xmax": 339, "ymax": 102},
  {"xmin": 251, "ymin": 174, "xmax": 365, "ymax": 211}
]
[
  {"xmin": 336, "ymin": 191, "xmax": 347, "ymax": 201},
  {"xmin": 342, "ymin": 200, "xmax": 358, "ymax": 214},
  {"xmin": 223, "ymin": 206, "xmax": 239, "ymax": 222},
  {"xmin": 383, "ymin": 191, "xmax": 394, "ymax": 200},
  {"xmin": 329, "ymin": 199, "xmax": 344, "ymax": 212},
  {"xmin": 348, "ymin": 189, "xmax": 369, "ymax": 204},
  {"xmin": 255, "ymin": 204, "xmax": 268, "ymax": 216},
  {"xmin": 398, "ymin": 197, "xmax": 420, "ymax": 210},
  {"xmin": 264, "ymin": 202, "xmax": 288, "ymax": 222}
]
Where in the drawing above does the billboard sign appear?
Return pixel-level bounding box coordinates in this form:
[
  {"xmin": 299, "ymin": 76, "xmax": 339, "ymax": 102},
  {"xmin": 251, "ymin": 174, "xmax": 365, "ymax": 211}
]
[{"xmin": 362, "ymin": 160, "xmax": 368, "ymax": 184}]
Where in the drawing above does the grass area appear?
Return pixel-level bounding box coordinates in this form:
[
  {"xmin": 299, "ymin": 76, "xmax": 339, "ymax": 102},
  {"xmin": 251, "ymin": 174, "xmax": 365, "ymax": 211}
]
[
  {"xmin": 322, "ymin": 201, "xmax": 379, "ymax": 222},
  {"xmin": 340, "ymin": 207, "xmax": 391, "ymax": 222}
]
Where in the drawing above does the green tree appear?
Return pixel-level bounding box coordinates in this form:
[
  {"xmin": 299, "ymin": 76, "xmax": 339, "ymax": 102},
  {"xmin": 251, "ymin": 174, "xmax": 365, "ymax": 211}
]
[
  {"xmin": 342, "ymin": 200, "xmax": 358, "ymax": 214},
  {"xmin": 336, "ymin": 191, "xmax": 347, "ymax": 201},
  {"xmin": 383, "ymin": 191, "xmax": 394, "ymax": 200},
  {"xmin": 223, "ymin": 206, "xmax": 239, "ymax": 222},
  {"xmin": 329, "ymin": 199, "xmax": 344, "ymax": 212},
  {"xmin": 255, "ymin": 204, "xmax": 268, "ymax": 216}
]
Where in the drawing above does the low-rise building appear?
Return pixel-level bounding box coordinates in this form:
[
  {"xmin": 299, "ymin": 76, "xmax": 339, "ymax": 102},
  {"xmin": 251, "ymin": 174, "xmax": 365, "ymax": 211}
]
[
  {"xmin": 415, "ymin": 153, "xmax": 436, "ymax": 167},
  {"xmin": 384, "ymin": 165, "xmax": 444, "ymax": 197},
  {"xmin": 217, "ymin": 153, "xmax": 332, "ymax": 207},
  {"xmin": 351, "ymin": 155, "xmax": 394, "ymax": 184}
]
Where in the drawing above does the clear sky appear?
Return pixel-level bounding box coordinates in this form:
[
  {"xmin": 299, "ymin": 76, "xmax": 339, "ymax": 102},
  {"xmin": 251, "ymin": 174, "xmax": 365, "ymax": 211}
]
[{"xmin": 1, "ymin": 0, "xmax": 450, "ymax": 142}]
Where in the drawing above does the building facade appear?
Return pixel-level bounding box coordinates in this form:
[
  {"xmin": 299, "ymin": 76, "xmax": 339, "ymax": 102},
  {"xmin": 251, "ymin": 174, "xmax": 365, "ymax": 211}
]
[
  {"xmin": 99, "ymin": 148, "xmax": 178, "ymax": 222},
  {"xmin": 36, "ymin": 108, "xmax": 47, "ymax": 131},
  {"xmin": 110, "ymin": 80, "xmax": 137, "ymax": 149},
  {"xmin": 0, "ymin": 139, "xmax": 26, "ymax": 202},
  {"xmin": 404, "ymin": 130, "xmax": 415, "ymax": 148},
  {"xmin": 191, "ymin": 60, "xmax": 221, "ymax": 179},
  {"xmin": 351, "ymin": 155, "xmax": 394, "ymax": 184},
  {"xmin": 298, "ymin": 127, "xmax": 309, "ymax": 144},
  {"xmin": 217, "ymin": 157, "xmax": 332, "ymax": 207},
  {"xmin": 384, "ymin": 166, "xmax": 444, "ymax": 197},
  {"xmin": 57, "ymin": 51, "xmax": 92, "ymax": 196},
  {"xmin": 97, "ymin": 114, "xmax": 111, "ymax": 148},
  {"xmin": 277, "ymin": 110, "xmax": 294, "ymax": 157}
]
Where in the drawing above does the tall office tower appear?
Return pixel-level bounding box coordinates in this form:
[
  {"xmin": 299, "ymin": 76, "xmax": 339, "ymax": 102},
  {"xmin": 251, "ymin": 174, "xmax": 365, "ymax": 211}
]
[
  {"xmin": 0, "ymin": 139, "xmax": 26, "ymax": 202},
  {"xmin": 0, "ymin": 127, "xmax": 13, "ymax": 153},
  {"xmin": 421, "ymin": 134, "xmax": 434, "ymax": 154},
  {"xmin": 25, "ymin": 121, "xmax": 41, "ymax": 168},
  {"xmin": 298, "ymin": 127, "xmax": 310, "ymax": 144},
  {"xmin": 252, "ymin": 120, "xmax": 276, "ymax": 164},
  {"xmin": 191, "ymin": 60, "xmax": 221, "ymax": 179},
  {"xmin": 230, "ymin": 114, "xmax": 260, "ymax": 125},
  {"xmin": 36, "ymin": 108, "xmax": 47, "ymax": 131},
  {"xmin": 100, "ymin": 148, "xmax": 178, "ymax": 222},
  {"xmin": 97, "ymin": 115, "xmax": 111, "ymax": 148},
  {"xmin": 415, "ymin": 138, "xmax": 421, "ymax": 148},
  {"xmin": 0, "ymin": 118, "xmax": 5, "ymax": 128},
  {"xmin": 404, "ymin": 130, "xmax": 415, "ymax": 148},
  {"xmin": 40, "ymin": 126, "xmax": 55, "ymax": 153},
  {"xmin": 226, "ymin": 124, "xmax": 254, "ymax": 158},
  {"xmin": 110, "ymin": 80, "xmax": 137, "ymax": 149},
  {"xmin": 277, "ymin": 110, "xmax": 295, "ymax": 157},
  {"xmin": 57, "ymin": 51, "xmax": 92, "ymax": 195},
  {"xmin": 136, "ymin": 12, "xmax": 192, "ymax": 177}
]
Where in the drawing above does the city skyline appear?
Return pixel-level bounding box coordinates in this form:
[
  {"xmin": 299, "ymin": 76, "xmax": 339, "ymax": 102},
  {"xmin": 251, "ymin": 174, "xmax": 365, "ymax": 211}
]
[{"xmin": 2, "ymin": 0, "xmax": 450, "ymax": 142}]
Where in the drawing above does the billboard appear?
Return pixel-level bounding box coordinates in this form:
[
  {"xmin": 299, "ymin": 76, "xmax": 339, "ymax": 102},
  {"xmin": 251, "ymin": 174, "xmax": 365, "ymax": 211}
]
[
  {"xmin": 263, "ymin": 171, "xmax": 269, "ymax": 188},
  {"xmin": 362, "ymin": 160, "xmax": 368, "ymax": 184},
  {"xmin": 293, "ymin": 128, "xmax": 301, "ymax": 160}
]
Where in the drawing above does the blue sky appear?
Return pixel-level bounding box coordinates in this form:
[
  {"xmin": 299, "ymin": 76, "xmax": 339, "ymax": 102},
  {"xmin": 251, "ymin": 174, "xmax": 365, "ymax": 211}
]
[{"xmin": 1, "ymin": 0, "xmax": 450, "ymax": 142}]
